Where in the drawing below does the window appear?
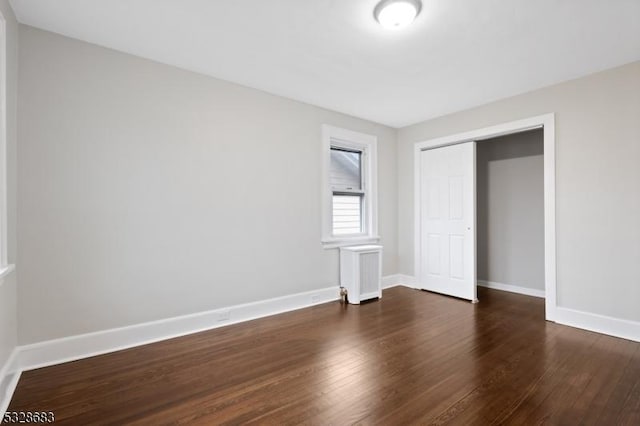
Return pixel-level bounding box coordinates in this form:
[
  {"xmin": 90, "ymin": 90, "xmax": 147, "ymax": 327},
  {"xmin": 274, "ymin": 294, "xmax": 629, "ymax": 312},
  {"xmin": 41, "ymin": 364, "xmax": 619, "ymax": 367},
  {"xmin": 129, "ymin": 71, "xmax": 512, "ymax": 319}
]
[
  {"xmin": 331, "ymin": 148, "xmax": 363, "ymax": 235},
  {"xmin": 322, "ymin": 125, "xmax": 378, "ymax": 248}
]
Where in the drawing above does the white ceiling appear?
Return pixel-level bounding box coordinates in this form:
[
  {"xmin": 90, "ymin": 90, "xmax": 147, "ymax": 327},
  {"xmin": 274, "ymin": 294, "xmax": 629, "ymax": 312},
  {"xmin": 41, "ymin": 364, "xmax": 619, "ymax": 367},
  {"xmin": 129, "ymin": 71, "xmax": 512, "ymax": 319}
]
[{"xmin": 10, "ymin": 0, "xmax": 640, "ymax": 128}]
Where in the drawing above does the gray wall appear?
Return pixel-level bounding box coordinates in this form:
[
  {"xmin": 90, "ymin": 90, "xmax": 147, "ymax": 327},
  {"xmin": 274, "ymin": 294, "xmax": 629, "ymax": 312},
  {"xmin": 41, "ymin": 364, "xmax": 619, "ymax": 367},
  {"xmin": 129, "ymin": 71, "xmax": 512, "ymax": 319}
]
[
  {"xmin": 477, "ymin": 129, "xmax": 544, "ymax": 291},
  {"xmin": 0, "ymin": 0, "xmax": 18, "ymax": 371},
  {"xmin": 17, "ymin": 26, "xmax": 398, "ymax": 344},
  {"xmin": 398, "ymin": 61, "xmax": 640, "ymax": 322}
]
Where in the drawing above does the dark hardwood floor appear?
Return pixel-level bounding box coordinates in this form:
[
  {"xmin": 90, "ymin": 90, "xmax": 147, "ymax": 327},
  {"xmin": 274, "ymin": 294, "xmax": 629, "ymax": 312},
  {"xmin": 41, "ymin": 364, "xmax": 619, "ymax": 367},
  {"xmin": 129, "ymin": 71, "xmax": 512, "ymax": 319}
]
[{"xmin": 9, "ymin": 286, "xmax": 640, "ymax": 425}]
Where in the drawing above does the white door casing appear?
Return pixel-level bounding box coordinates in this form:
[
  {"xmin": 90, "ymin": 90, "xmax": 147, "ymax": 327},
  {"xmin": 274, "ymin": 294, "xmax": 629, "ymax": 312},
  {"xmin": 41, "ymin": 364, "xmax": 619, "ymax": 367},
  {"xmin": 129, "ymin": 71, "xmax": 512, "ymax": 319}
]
[{"xmin": 419, "ymin": 142, "xmax": 477, "ymax": 301}]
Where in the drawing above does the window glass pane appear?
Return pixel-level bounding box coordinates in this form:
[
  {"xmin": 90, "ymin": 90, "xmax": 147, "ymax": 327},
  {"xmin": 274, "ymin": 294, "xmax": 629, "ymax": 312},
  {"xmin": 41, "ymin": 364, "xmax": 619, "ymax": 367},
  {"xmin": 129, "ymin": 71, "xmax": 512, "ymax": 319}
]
[
  {"xmin": 330, "ymin": 148, "xmax": 361, "ymax": 191},
  {"xmin": 332, "ymin": 194, "xmax": 362, "ymax": 235}
]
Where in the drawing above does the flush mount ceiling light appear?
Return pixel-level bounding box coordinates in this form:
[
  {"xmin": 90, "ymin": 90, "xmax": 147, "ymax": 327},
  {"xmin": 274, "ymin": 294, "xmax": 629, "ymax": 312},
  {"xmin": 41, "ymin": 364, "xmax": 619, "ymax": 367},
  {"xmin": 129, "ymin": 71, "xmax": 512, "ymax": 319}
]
[{"xmin": 374, "ymin": 0, "xmax": 422, "ymax": 30}]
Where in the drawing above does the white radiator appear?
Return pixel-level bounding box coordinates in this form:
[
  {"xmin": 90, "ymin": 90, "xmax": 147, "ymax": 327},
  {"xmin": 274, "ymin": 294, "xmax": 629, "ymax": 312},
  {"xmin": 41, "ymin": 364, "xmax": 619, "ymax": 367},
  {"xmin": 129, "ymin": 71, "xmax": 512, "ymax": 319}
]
[{"xmin": 339, "ymin": 245, "xmax": 383, "ymax": 304}]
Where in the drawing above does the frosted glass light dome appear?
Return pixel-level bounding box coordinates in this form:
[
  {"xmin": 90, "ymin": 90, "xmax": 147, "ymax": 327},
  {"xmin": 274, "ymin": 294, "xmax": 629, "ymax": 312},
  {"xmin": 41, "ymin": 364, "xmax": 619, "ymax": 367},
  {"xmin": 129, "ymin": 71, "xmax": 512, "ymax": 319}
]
[{"xmin": 374, "ymin": 0, "xmax": 422, "ymax": 30}]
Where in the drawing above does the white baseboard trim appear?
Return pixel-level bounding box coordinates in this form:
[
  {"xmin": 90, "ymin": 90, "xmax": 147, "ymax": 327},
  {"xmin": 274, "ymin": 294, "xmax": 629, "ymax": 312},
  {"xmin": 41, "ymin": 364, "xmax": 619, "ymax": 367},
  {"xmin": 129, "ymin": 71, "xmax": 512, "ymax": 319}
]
[
  {"xmin": 4, "ymin": 276, "xmax": 404, "ymax": 408},
  {"xmin": 18, "ymin": 286, "xmax": 340, "ymax": 372},
  {"xmin": 555, "ymin": 307, "xmax": 640, "ymax": 343},
  {"xmin": 14, "ymin": 275, "xmax": 410, "ymax": 373},
  {"xmin": 382, "ymin": 274, "xmax": 401, "ymax": 289},
  {"xmin": 8, "ymin": 274, "xmax": 636, "ymax": 414},
  {"xmin": 397, "ymin": 275, "xmax": 638, "ymax": 342},
  {"xmin": 477, "ymin": 280, "xmax": 545, "ymax": 298},
  {"xmin": 382, "ymin": 274, "xmax": 418, "ymax": 289},
  {"xmin": 0, "ymin": 349, "xmax": 21, "ymax": 418},
  {"xmin": 397, "ymin": 274, "xmax": 418, "ymax": 288}
]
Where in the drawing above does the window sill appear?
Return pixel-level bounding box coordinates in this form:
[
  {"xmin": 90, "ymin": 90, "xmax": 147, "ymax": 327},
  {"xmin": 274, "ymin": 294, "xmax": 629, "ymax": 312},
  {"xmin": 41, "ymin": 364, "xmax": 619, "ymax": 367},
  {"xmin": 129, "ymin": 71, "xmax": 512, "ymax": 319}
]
[
  {"xmin": 0, "ymin": 264, "xmax": 15, "ymax": 287},
  {"xmin": 321, "ymin": 236, "xmax": 380, "ymax": 249}
]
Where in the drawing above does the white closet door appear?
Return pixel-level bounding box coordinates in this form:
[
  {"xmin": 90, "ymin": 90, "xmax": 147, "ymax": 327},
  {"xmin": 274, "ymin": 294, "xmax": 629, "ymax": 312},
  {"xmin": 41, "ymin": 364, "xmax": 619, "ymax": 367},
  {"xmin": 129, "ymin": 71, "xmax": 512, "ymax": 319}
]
[{"xmin": 419, "ymin": 142, "xmax": 476, "ymax": 301}]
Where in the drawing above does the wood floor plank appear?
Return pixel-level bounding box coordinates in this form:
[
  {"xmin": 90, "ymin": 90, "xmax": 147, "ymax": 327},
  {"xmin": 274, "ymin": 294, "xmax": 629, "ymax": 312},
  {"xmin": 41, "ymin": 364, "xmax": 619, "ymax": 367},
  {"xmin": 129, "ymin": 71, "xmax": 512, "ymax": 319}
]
[{"xmin": 8, "ymin": 287, "xmax": 640, "ymax": 425}]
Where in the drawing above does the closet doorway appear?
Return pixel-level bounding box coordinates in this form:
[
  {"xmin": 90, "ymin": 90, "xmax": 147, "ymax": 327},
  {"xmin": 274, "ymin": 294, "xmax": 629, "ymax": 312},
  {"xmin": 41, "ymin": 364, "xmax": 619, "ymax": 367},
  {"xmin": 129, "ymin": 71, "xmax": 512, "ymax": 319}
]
[
  {"xmin": 476, "ymin": 129, "xmax": 545, "ymax": 299},
  {"xmin": 414, "ymin": 114, "xmax": 557, "ymax": 321}
]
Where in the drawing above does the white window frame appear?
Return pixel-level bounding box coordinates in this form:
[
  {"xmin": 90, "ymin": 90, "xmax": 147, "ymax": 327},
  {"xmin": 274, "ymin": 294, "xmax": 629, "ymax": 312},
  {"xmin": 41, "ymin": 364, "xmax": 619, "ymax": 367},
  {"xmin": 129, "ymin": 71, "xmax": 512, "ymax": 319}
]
[
  {"xmin": 321, "ymin": 124, "xmax": 379, "ymax": 249},
  {"xmin": 0, "ymin": 10, "xmax": 14, "ymax": 285}
]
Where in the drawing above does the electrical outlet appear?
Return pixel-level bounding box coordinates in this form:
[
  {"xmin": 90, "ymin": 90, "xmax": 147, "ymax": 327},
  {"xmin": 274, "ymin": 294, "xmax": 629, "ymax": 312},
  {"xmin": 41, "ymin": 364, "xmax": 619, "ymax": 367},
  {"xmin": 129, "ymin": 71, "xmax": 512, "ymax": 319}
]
[{"xmin": 217, "ymin": 309, "xmax": 230, "ymax": 321}]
